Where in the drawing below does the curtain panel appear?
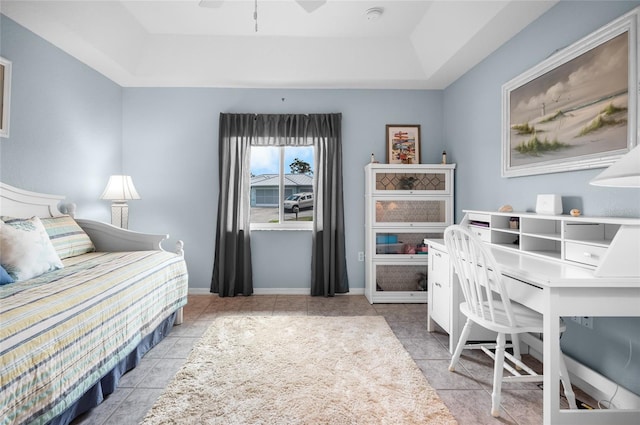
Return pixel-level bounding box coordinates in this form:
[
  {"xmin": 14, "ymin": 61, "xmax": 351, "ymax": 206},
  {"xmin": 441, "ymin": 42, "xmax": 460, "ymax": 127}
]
[
  {"xmin": 309, "ymin": 114, "xmax": 349, "ymax": 296},
  {"xmin": 211, "ymin": 113, "xmax": 348, "ymax": 297},
  {"xmin": 212, "ymin": 114, "xmax": 254, "ymax": 296}
]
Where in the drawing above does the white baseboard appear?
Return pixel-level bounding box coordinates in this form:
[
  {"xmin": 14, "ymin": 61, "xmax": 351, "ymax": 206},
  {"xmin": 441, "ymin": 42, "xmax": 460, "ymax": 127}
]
[
  {"xmin": 188, "ymin": 287, "xmax": 212, "ymax": 295},
  {"xmin": 526, "ymin": 341, "xmax": 640, "ymax": 410},
  {"xmin": 564, "ymin": 355, "xmax": 640, "ymax": 410},
  {"xmin": 254, "ymin": 288, "xmax": 311, "ymax": 295},
  {"xmin": 188, "ymin": 287, "xmax": 366, "ymax": 296}
]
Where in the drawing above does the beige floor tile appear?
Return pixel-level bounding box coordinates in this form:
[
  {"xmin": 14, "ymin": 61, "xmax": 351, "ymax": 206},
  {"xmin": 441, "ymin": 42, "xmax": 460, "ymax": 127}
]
[
  {"xmin": 399, "ymin": 336, "xmax": 453, "ymax": 360},
  {"xmin": 71, "ymin": 388, "xmax": 134, "ymax": 425},
  {"xmin": 138, "ymin": 358, "xmax": 187, "ymax": 389},
  {"xmin": 437, "ymin": 389, "xmax": 519, "ymax": 424},
  {"xmin": 415, "ymin": 358, "xmax": 485, "ymax": 390},
  {"xmin": 102, "ymin": 389, "xmax": 165, "ymax": 425}
]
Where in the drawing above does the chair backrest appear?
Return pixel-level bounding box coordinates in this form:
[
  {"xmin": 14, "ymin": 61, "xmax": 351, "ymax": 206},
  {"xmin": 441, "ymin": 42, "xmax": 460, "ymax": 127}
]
[{"xmin": 444, "ymin": 225, "xmax": 517, "ymax": 327}]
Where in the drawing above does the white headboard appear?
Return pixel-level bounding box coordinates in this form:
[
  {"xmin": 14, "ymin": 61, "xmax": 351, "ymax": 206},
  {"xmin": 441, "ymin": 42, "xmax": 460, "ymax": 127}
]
[{"xmin": 0, "ymin": 182, "xmax": 65, "ymax": 218}]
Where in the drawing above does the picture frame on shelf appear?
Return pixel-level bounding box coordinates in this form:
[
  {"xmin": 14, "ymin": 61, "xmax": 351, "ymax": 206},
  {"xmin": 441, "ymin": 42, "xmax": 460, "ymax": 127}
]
[
  {"xmin": 0, "ymin": 56, "xmax": 11, "ymax": 138},
  {"xmin": 501, "ymin": 8, "xmax": 638, "ymax": 177},
  {"xmin": 386, "ymin": 124, "xmax": 421, "ymax": 164}
]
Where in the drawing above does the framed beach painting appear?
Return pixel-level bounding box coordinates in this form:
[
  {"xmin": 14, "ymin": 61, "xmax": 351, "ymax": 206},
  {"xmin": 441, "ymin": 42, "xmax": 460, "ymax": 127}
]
[
  {"xmin": 501, "ymin": 8, "xmax": 638, "ymax": 177},
  {"xmin": 0, "ymin": 57, "xmax": 11, "ymax": 138},
  {"xmin": 386, "ymin": 124, "xmax": 421, "ymax": 164}
]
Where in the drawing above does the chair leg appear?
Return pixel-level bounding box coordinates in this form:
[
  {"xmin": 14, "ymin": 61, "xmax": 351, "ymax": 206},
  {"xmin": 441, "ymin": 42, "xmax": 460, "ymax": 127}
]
[
  {"xmin": 491, "ymin": 333, "xmax": 507, "ymax": 418},
  {"xmin": 511, "ymin": 333, "xmax": 522, "ymax": 370},
  {"xmin": 511, "ymin": 334, "xmax": 522, "ymax": 361},
  {"xmin": 558, "ymin": 351, "xmax": 578, "ymax": 409},
  {"xmin": 449, "ymin": 317, "xmax": 473, "ymax": 372}
]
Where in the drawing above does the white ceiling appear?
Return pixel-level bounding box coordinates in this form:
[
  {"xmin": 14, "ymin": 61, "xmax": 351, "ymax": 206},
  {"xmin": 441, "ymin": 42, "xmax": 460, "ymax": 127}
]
[{"xmin": 0, "ymin": 0, "xmax": 558, "ymax": 89}]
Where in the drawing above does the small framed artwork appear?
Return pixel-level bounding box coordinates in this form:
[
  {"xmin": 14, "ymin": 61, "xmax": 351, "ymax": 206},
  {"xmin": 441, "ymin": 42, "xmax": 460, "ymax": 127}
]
[
  {"xmin": 0, "ymin": 56, "xmax": 11, "ymax": 138},
  {"xmin": 386, "ymin": 124, "xmax": 421, "ymax": 164},
  {"xmin": 502, "ymin": 8, "xmax": 638, "ymax": 177}
]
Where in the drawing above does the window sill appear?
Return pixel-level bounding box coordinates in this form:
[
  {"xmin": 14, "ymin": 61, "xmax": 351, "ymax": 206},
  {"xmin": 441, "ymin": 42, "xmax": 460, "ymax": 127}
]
[{"xmin": 251, "ymin": 224, "xmax": 313, "ymax": 231}]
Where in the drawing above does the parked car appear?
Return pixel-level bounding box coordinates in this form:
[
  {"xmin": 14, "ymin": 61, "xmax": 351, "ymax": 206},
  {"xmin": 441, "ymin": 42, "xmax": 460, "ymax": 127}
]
[{"xmin": 284, "ymin": 192, "xmax": 314, "ymax": 212}]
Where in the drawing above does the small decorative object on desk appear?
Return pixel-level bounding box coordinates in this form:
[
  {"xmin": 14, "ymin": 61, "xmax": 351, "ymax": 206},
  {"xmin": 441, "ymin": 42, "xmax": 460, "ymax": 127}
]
[
  {"xmin": 442, "ymin": 150, "xmax": 447, "ymax": 164},
  {"xmin": 498, "ymin": 204, "xmax": 514, "ymax": 212},
  {"xmin": 570, "ymin": 208, "xmax": 581, "ymax": 217},
  {"xmin": 535, "ymin": 194, "xmax": 562, "ymax": 215}
]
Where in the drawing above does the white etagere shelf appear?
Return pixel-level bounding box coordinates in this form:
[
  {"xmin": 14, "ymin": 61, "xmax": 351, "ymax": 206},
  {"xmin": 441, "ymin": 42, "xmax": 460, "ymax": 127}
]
[
  {"xmin": 364, "ymin": 163, "xmax": 456, "ymax": 303},
  {"xmin": 462, "ymin": 210, "xmax": 640, "ymax": 277}
]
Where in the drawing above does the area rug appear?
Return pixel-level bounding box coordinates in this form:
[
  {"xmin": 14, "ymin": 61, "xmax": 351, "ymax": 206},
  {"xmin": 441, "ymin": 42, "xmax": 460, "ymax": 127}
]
[{"xmin": 141, "ymin": 316, "xmax": 457, "ymax": 424}]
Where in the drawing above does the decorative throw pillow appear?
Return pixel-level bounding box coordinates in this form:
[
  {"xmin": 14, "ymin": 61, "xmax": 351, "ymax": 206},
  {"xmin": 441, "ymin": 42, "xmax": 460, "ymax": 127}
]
[
  {"xmin": 0, "ymin": 216, "xmax": 64, "ymax": 281},
  {"xmin": 40, "ymin": 215, "xmax": 95, "ymax": 259},
  {"xmin": 0, "ymin": 264, "xmax": 14, "ymax": 285}
]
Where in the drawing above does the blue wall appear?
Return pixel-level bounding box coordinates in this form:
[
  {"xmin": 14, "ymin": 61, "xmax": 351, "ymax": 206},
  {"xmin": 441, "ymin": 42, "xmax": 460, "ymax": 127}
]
[
  {"xmin": 0, "ymin": 15, "xmax": 122, "ymax": 221},
  {"xmin": 443, "ymin": 0, "xmax": 640, "ymax": 398},
  {"xmin": 444, "ymin": 1, "xmax": 640, "ymax": 219},
  {"xmin": 122, "ymin": 87, "xmax": 444, "ymax": 291}
]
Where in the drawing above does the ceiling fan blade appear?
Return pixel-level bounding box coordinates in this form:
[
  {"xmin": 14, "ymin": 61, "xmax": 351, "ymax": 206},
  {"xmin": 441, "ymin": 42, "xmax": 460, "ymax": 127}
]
[
  {"xmin": 296, "ymin": 0, "xmax": 327, "ymax": 13},
  {"xmin": 199, "ymin": 0, "xmax": 224, "ymax": 8}
]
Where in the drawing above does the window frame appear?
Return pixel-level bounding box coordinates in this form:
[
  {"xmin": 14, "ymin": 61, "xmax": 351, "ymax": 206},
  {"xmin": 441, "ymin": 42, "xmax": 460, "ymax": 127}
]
[{"xmin": 250, "ymin": 146, "xmax": 314, "ymax": 231}]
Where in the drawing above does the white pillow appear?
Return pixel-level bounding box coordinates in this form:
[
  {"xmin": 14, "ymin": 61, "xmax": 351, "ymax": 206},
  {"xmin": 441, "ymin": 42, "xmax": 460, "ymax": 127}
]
[{"xmin": 0, "ymin": 216, "xmax": 64, "ymax": 281}]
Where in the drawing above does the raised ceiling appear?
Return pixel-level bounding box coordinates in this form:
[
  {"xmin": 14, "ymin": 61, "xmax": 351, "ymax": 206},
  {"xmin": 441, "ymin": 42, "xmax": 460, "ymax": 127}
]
[{"xmin": 1, "ymin": 0, "xmax": 558, "ymax": 89}]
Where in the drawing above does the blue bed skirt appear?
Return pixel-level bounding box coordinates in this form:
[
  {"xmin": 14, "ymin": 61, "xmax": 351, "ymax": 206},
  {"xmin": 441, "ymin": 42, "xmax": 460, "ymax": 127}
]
[{"xmin": 48, "ymin": 311, "xmax": 179, "ymax": 425}]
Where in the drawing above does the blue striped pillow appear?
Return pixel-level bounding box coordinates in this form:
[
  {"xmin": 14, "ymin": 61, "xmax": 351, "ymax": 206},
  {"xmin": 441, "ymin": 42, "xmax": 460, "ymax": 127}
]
[
  {"xmin": 40, "ymin": 215, "xmax": 95, "ymax": 259},
  {"xmin": 0, "ymin": 264, "xmax": 14, "ymax": 285}
]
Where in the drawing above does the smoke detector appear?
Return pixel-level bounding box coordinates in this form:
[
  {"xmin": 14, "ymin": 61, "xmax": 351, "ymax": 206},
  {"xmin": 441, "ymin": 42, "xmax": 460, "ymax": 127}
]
[{"xmin": 365, "ymin": 7, "xmax": 384, "ymax": 20}]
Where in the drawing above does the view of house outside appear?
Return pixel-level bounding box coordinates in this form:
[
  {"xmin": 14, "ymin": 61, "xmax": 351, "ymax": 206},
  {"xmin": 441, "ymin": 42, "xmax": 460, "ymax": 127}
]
[{"xmin": 250, "ymin": 146, "xmax": 314, "ymax": 224}]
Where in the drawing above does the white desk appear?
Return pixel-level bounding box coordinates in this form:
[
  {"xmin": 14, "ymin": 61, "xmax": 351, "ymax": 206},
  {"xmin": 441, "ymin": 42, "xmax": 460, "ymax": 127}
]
[{"xmin": 427, "ymin": 239, "xmax": 640, "ymax": 425}]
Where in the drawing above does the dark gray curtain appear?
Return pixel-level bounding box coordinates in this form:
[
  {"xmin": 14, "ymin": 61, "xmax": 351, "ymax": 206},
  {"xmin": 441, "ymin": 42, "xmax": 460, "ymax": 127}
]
[
  {"xmin": 309, "ymin": 114, "xmax": 349, "ymax": 296},
  {"xmin": 211, "ymin": 114, "xmax": 254, "ymax": 296},
  {"xmin": 211, "ymin": 113, "xmax": 348, "ymax": 297}
]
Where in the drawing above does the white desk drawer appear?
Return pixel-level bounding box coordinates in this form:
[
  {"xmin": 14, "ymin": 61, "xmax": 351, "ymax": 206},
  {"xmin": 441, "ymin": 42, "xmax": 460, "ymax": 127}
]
[
  {"xmin": 469, "ymin": 226, "xmax": 491, "ymax": 242},
  {"xmin": 468, "ymin": 212, "xmax": 491, "ymax": 223},
  {"xmin": 503, "ymin": 275, "xmax": 544, "ymax": 313},
  {"xmin": 430, "ymin": 279, "xmax": 450, "ymax": 332},
  {"xmin": 565, "ymin": 242, "xmax": 606, "ymax": 267}
]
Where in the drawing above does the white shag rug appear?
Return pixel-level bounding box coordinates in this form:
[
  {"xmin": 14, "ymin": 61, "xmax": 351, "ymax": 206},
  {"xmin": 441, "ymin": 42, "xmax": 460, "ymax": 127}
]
[{"xmin": 141, "ymin": 316, "xmax": 457, "ymax": 425}]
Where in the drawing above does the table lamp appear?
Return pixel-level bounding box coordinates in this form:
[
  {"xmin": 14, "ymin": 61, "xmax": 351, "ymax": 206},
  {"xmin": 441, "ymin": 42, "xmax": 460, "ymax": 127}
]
[
  {"xmin": 100, "ymin": 175, "xmax": 140, "ymax": 229},
  {"xmin": 589, "ymin": 145, "xmax": 640, "ymax": 277},
  {"xmin": 590, "ymin": 145, "xmax": 640, "ymax": 187}
]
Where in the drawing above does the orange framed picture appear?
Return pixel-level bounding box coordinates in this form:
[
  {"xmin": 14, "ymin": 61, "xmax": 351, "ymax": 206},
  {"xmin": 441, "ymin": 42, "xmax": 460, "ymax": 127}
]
[{"xmin": 386, "ymin": 124, "xmax": 420, "ymax": 164}]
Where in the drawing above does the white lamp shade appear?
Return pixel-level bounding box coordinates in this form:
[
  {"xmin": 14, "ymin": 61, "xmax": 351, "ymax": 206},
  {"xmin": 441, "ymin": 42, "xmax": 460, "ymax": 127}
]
[
  {"xmin": 590, "ymin": 146, "xmax": 640, "ymax": 187},
  {"xmin": 100, "ymin": 175, "xmax": 141, "ymax": 201}
]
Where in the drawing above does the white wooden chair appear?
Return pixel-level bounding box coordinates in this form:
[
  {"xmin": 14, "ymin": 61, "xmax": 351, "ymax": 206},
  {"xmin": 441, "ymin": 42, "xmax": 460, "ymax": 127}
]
[{"xmin": 444, "ymin": 225, "xmax": 577, "ymax": 417}]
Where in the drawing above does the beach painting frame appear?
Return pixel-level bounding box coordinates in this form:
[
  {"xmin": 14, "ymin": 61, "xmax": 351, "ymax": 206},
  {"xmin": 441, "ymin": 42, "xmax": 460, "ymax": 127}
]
[
  {"xmin": 502, "ymin": 8, "xmax": 638, "ymax": 177},
  {"xmin": 386, "ymin": 124, "xmax": 421, "ymax": 164}
]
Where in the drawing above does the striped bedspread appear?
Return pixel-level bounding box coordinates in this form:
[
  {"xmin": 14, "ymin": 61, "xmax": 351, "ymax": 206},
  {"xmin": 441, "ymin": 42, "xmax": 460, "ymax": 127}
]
[{"xmin": 0, "ymin": 251, "xmax": 188, "ymax": 425}]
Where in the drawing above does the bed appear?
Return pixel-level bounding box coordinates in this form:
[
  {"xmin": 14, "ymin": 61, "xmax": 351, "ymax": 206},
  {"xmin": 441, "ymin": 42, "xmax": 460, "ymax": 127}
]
[{"xmin": 0, "ymin": 182, "xmax": 189, "ymax": 425}]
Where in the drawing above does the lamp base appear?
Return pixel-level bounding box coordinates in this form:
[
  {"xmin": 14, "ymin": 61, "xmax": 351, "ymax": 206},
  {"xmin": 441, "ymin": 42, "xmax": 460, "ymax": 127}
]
[{"xmin": 111, "ymin": 202, "xmax": 130, "ymax": 229}]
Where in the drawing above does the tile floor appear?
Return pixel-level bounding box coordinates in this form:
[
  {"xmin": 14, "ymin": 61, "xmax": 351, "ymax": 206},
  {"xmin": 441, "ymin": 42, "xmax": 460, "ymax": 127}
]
[{"xmin": 72, "ymin": 294, "xmax": 593, "ymax": 425}]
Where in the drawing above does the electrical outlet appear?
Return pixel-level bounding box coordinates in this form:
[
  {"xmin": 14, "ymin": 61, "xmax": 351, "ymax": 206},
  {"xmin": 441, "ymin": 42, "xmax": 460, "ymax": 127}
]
[
  {"xmin": 358, "ymin": 252, "xmax": 365, "ymax": 262},
  {"xmin": 581, "ymin": 316, "xmax": 593, "ymax": 329}
]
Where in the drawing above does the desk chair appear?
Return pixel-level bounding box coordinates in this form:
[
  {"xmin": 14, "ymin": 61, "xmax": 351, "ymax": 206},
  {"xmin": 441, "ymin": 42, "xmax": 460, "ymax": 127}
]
[{"xmin": 444, "ymin": 225, "xmax": 577, "ymax": 417}]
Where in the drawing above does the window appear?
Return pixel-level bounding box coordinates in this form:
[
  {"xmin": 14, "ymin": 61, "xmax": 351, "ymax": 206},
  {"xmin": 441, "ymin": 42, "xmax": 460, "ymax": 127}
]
[{"xmin": 250, "ymin": 145, "xmax": 314, "ymax": 229}]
